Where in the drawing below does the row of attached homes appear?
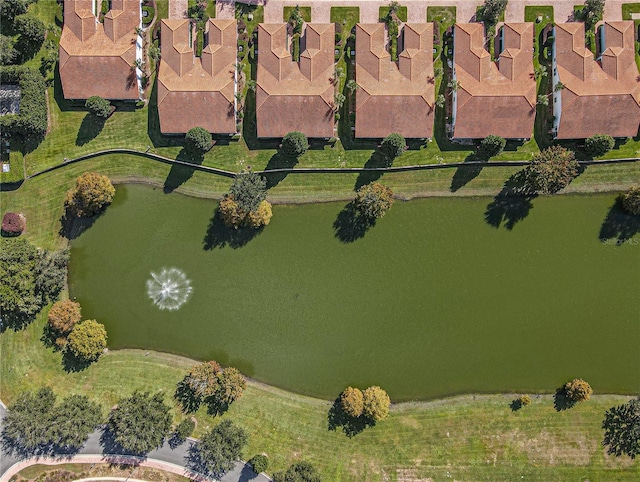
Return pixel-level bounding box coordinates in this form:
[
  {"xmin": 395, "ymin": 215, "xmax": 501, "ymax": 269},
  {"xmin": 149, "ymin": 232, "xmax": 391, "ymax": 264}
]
[{"xmin": 58, "ymin": 0, "xmax": 640, "ymax": 141}]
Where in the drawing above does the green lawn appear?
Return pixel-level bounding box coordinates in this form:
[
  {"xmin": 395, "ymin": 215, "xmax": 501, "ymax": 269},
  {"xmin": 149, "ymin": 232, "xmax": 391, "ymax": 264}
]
[
  {"xmin": 379, "ymin": 5, "xmax": 408, "ymax": 22},
  {"xmin": 622, "ymin": 3, "xmax": 640, "ymax": 71},
  {"xmin": 1, "ymin": 311, "xmax": 638, "ymax": 480},
  {"xmin": 283, "ymin": 6, "xmax": 311, "ymax": 23}
]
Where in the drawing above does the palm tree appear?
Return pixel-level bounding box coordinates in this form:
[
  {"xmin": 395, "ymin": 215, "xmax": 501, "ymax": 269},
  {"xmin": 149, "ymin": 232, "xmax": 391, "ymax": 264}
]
[
  {"xmin": 537, "ymin": 94, "xmax": 549, "ymax": 106},
  {"xmin": 346, "ymin": 80, "xmax": 358, "ymax": 94},
  {"xmin": 447, "ymin": 79, "xmax": 460, "ymax": 92},
  {"xmin": 533, "ymin": 65, "xmax": 547, "ymax": 80},
  {"xmin": 435, "ymin": 94, "xmax": 446, "ymax": 108}
]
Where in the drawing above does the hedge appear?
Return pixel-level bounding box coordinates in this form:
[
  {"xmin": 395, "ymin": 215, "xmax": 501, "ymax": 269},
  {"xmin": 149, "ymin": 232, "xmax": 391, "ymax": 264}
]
[{"xmin": 0, "ymin": 66, "xmax": 47, "ymax": 144}]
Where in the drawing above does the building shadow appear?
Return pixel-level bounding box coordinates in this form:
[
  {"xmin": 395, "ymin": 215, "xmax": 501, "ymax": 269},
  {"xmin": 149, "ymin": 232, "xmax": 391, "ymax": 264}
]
[
  {"xmin": 333, "ymin": 202, "xmax": 375, "ymax": 243},
  {"xmin": 327, "ymin": 398, "xmax": 372, "ymax": 438},
  {"xmin": 163, "ymin": 149, "xmax": 203, "ymax": 193},
  {"xmin": 147, "ymin": 77, "xmax": 185, "ymax": 149},
  {"xmin": 202, "ymin": 210, "xmax": 263, "ymax": 250},
  {"xmin": 450, "ymin": 154, "xmax": 485, "ymax": 192},
  {"xmin": 354, "ymin": 151, "xmax": 390, "ymax": 190},
  {"xmin": 484, "ymin": 170, "xmax": 537, "ymax": 230},
  {"xmin": 75, "ymin": 114, "xmax": 105, "ymax": 146},
  {"xmin": 598, "ymin": 197, "xmax": 640, "ymax": 244},
  {"xmin": 263, "ymin": 151, "xmax": 298, "ymax": 188}
]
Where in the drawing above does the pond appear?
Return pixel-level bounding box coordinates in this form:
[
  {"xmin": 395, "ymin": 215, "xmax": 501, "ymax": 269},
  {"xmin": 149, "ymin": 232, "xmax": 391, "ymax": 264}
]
[{"xmin": 69, "ymin": 184, "xmax": 640, "ymax": 401}]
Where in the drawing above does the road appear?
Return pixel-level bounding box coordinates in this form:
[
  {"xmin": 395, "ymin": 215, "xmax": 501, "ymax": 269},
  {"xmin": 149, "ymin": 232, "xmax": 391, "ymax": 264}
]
[{"xmin": 0, "ymin": 403, "xmax": 270, "ymax": 482}]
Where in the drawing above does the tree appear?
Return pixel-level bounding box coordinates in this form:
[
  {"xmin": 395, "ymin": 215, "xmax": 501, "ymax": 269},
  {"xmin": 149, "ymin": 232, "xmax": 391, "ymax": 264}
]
[
  {"xmin": 108, "ymin": 391, "xmax": 172, "ymax": 454},
  {"xmin": 537, "ymin": 94, "xmax": 549, "ymax": 107},
  {"xmin": 281, "ymin": 131, "xmax": 309, "ymax": 158},
  {"xmin": 380, "ymin": 133, "xmax": 406, "ymax": 160},
  {"xmin": 584, "ymin": 134, "xmax": 614, "ymax": 158},
  {"xmin": 564, "ymin": 378, "xmax": 593, "ymax": 402},
  {"xmin": 621, "ymin": 186, "xmax": 640, "ymax": 215},
  {"xmin": 14, "ymin": 14, "xmax": 45, "ymax": 56},
  {"xmin": 47, "ymin": 299, "xmax": 82, "ymax": 345},
  {"xmin": 48, "ymin": 394, "xmax": 102, "ymax": 450},
  {"xmin": 0, "ymin": 0, "xmax": 29, "ymax": 22},
  {"xmin": 172, "ymin": 418, "xmax": 196, "ymax": 443},
  {"xmin": 346, "ymin": 79, "xmax": 358, "ymax": 94},
  {"xmin": 602, "ymin": 398, "xmax": 640, "ymax": 459},
  {"xmin": 0, "ymin": 238, "xmax": 68, "ymax": 330},
  {"xmin": 478, "ymin": 0, "xmax": 508, "ymax": 27},
  {"xmin": 149, "ymin": 43, "xmax": 160, "ymax": 64},
  {"xmin": 578, "ymin": 0, "xmax": 605, "ymax": 30},
  {"xmin": 479, "ymin": 135, "xmax": 506, "ymax": 159},
  {"xmin": 1, "ymin": 212, "xmax": 25, "ymax": 235},
  {"xmin": 65, "ymin": 172, "xmax": 116, "ymax": 217},
  {"xmin": 214, "ymin": 367, "xmax": 247, "ymax": 407},
  {"xmin": 354, "ymin": 182, "xmax": 394, "ymax": 220},
  {"xmin": 185, "ymin": 126, "xmax": 212, "ymax": 154},
  {"xmin": 272, "ymin": 461, "xmax": 321, "ymax": 482},
  {"xmin": 248, "ymin": 454, "xmax": 269, "ymax": 474},
  {"xmin": 340, "ymin": 386, "xmax": 364, "ymax": 418},
  {"xmin": 218, "ymin": 195, "xmax": 246, "ymax": 229},
  {"xmin": 245, "ymin": 200, "xmax": 273, "ymax": 228},
  {"xmin": 0, "ymin": 34, "xmax": 17, "ymax": 64},
  {"xmin": 67, "ymin": 320, "xmax": 107, "ymax": 362},
  {"xmin": 183, "ymin": 361, "xmax": 222, "ymax": 400},
  {"xmin": 85, "ymin": 96, "xmax": 112, "ymax": 119},
  {"xmin": 522, "ymin": 145, "xmax": 580, "ymax": 194},
  {"xmin": 287, "ymin": 5, "xmax": 304, "ymax": 35},
  {"xmin": 448, "ymin": 79, "xmax": 460, "ymax": 92},
  {"xmin": 533, "ymin": 65, "xmax": 547, "ymax": 80},
  {"xmin": 435, "ymin": 94, "xmax": 445, "ymax": 108},
  {"xmin": 1, "ymin": 387, "xmax": 101, "ymax": 452},
  {"xmin": 229, "ymin": 171, "xmax": 268, "ymax": 213},
  {"xmin": 362, "ymin": 386, "xmax": 391, "ymax": 422},
  {"xmin": 192, "ymin": 419, "xmax": 248, "ymax": 476}
]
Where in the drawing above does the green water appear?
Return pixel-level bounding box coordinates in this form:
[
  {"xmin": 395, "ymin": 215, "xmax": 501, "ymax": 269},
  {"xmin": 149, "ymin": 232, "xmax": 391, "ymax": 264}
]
[{"xmin": 68, "ymin": 184, "xmax": 640, "ymax": 401}]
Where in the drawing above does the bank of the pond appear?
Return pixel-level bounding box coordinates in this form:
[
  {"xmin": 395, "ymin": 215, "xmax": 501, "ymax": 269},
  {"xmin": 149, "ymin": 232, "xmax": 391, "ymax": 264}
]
[{"xmin": 68, "ymin": 184, "xmax": 640, "ymax": 401}]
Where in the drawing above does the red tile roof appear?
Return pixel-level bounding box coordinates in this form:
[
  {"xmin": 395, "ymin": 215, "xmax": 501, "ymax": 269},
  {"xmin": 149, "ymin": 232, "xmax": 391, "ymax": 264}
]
[
  {"xmin": 157, "ymin": 19, "xmax": 237, "ymax": 134},
  {"xmin": 453, "ymin": 23, "xmax": 536, "ymax": 139},
  {"xmin": 355, "ymin": 23, "xmax": 434, "ymax": 138},
  {"xmin": 554, "ymin": 21, "xmax": 640, "ymax": 139},
  {"xmin": 256, "ymin": 23, "xmax": 335, "ymax": 138},
  {"xmin": 59, "ymin": 0, "xmax": 140, "ymax": 100}
]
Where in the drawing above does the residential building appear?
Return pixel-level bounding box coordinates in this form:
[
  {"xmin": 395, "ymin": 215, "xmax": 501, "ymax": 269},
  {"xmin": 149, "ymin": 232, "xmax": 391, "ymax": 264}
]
[
  {"xmin": 59, "ymin": 0, "xmax": 141, "ymax": 100},
  {"xmin": 552, "ymin": 21, "xmax": 640, "ymax": 139},
  {"xmin": 256, "ymin": 23, "xmax": 335, "ymax": 138},
  {"xmin": 451, "ymin": 23, "xmax": 535, "ymax": 140},
  {"xmin": 355, "ymin": 23, "xmax": 434, "ymax": 139},
  {"xmin": 157, "ymin": 18, "xmax": 237, "ymax": 135}
]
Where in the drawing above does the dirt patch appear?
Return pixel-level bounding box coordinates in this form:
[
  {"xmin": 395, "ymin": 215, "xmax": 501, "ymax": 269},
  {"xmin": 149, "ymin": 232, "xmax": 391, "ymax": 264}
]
[{"xmin": 396, "ymin": 468, "xmax": 434, "ymax": 482}]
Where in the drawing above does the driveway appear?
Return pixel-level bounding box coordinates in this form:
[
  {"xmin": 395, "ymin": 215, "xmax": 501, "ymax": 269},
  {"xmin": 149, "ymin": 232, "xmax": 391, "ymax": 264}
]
[{"xmin": 0, "ymin": 403, "xmax": 271, "ymax": 482}]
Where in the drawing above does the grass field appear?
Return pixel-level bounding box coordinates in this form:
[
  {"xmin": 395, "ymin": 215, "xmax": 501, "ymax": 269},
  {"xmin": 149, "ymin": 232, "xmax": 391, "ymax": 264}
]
[{"xmin": 1, "ymin": 311, "xmax": 638, "ymax": 480}]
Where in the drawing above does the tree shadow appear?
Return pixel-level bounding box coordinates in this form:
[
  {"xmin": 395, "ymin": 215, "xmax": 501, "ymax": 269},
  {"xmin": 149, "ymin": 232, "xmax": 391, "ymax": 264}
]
[
  {"xmin": 184, "ymin": 443, "xmax": 221, "ymax": 478},
  {"xmin": 205, "ymin": 399, "xmax": 230, "ymax": 417},
  {"xmin": 168, "ymin": 432, "xmax": 187, "ymax": 450},
  {"xmin": 237, "ymin": 463, "xmax": 261, "ymax": 481},
  {"xmin": 174, "ymin": 379, "xmax": 201, "ymax": 414},
  {"xmin": 59, "ymin": 209, "xmax": 101, "ymax": 240},
  {"xmin": 163, "ymin": 149, "xmax": 203, "ymax": 193},
  {"xmin": 1, "ymin": 432, "xmax": 82, "ymax": 459},
  {"xmin": 61, "ymin": 350, "xmax": 93, "ymax": 373},
  {"xmin": 553, "ymin": 386, "xmax": 576, "ymax": 412},
  {"xmin": 354, "ymin": 151, "xmax": 390, "ymax": 190},
  {"xmin": 76, "ymin": 114, "xmax": 105, "ymax": 146},
  {"xmin": 510, "ymin": 398, "xmax": 524, "ymax": 412},
  {"xmin": 263, "ymin": 151, "xmax": 298, "ymax": 188},
  {"xmin": 598, "ymin": 197, "xmax": 640, "ymax": 245},
  {"xmin": 450, "ymin": 154, "xmax": 485, "ymax": 192},
  {"xmin": 484, "ymin": 170, "xmax": 537, "ymax": 230},
  {"xmin": 333, "ymin": 202, "xmax": 375, "ymax": 243},
  {"xmin": 327, "ymin": 398, "xmax": 371, "ymax": 438},
  {"xmin": 40, "ymin": 324, "xmax": 64, "ymax": 351},
  {"xmin": 202, "ymin": 210, "xmax": 263, "ymax": 250}
]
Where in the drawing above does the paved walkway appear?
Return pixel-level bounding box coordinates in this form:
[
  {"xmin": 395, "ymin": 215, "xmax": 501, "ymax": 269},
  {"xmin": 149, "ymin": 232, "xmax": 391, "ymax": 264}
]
[
  {"xmin": 0, "ymin": 404, "xmax": 270, "ymax": 482},
  {"xmin": 168, "ymin": 0, "xmax": 188, "ymax": 19}
]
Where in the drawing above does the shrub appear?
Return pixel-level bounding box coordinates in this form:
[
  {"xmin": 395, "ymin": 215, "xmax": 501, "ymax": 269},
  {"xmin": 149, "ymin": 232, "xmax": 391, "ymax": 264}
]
[
  {"xmin": 478, "ymin": 0, "xmax": 507, "ymax": 27},
  {"xmin": 14, "ymin": 14, "xmax": 45, "ymax": 54},
  {"xmin": 578, "ymin": 0, "xmax": 605, "ymax": 30},
  {"xmin": 248, "ymin": 454, "xmax": 269, "ymax": 474},
  {"xmin": 65, "ymin": 172, "xmax": 116, "ymax": 217},
  {"xmin": 519, "ymin": 395, "xmax": 532, "ymax": 406},
  {"xmin": 564, "ymin": 378, "xmax": 593, "ymax": 402},
  {"xmin": 0, "ymin": 34, "xmax": 17, "ymax": 64},
  {"xmin": 281, "ymin": 131, "xmax": 309, "ymax": 158},
  {"xmin": 67, "ymin": 320, "xmax": 107, "ymax": 362},
  {"xmin": 273, "ymin": 461, "xmax": 321, "ymax": 482},
  {"xmin": 1, "ymin": 212, "xmax": 25, "ymax": 235},
  {"xmin": 85, "ymin": 96, "xmax": 112, "ymax": 119},
  {"xmin": 185, "ymin": 126, "xmax": 212, "ymax": 154},
  {"xmin": 173, "ymin": 418, "xmax": 195, "ymax": 443},
  {"xmin": 340, "ymin": 386, "xmax": 364, "ymax": 418},
  {"xmin": 479, "ymin": 135, "xmax": 506, "ymax": 159},
  {"xmin": 621, "ymin": 186, "xmax": 640, "ymax": 215},
  {"xmin": 48, "ymin": 299, "xmax": 81, "ymax": 339},
  {"xmin": 362, "ymin": 386, "xmax": 391, "ymax": 422},
  {"xmin": 380, "ymin": 133, "xmax": 406, "ymax": 160},
  {"xmin": 523, "ymin": 145, "xmax": 580, "ymax": 194},
  {"xmin": 584, "ymin": 134, "xmax": 614, "ymax": 158}
]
